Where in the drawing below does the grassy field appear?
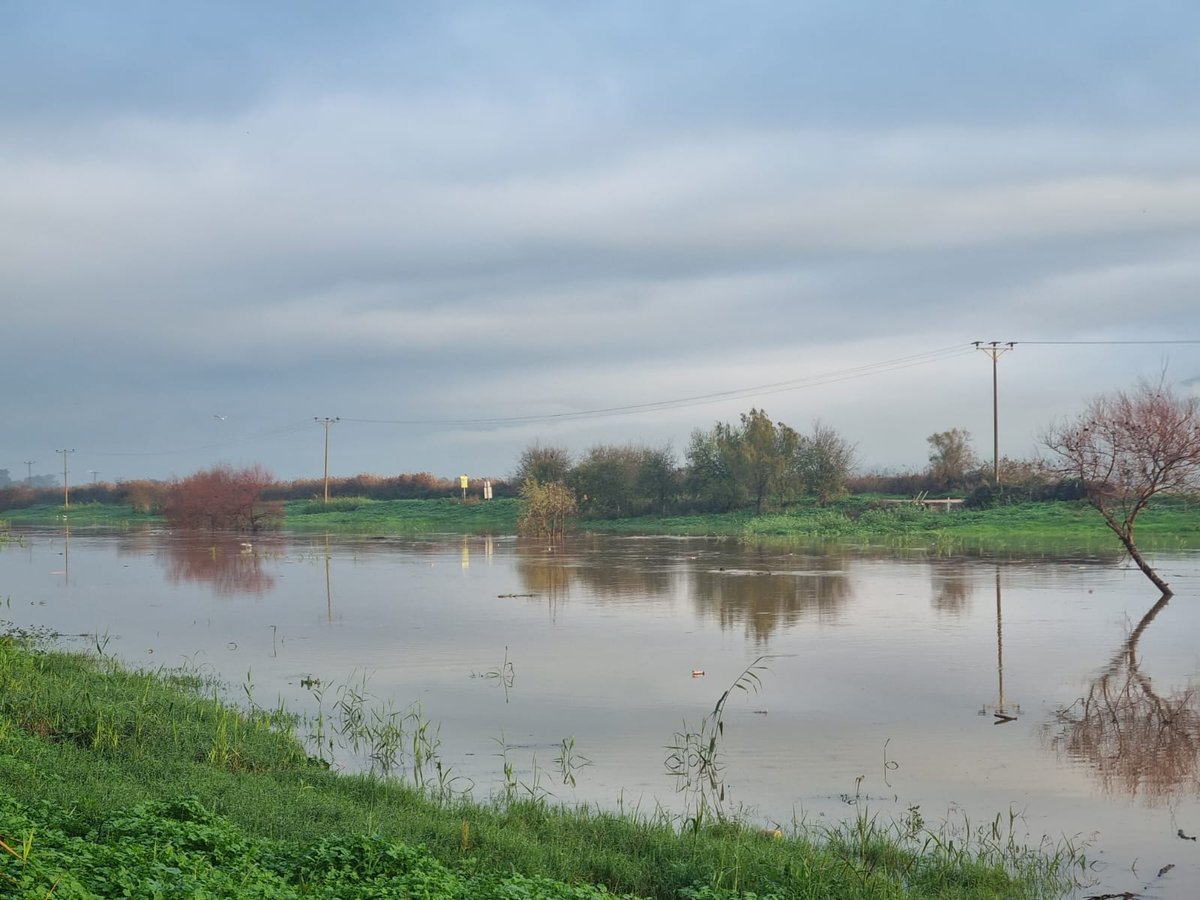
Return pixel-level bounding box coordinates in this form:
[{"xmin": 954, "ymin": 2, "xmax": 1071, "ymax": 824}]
[
  {"xmin": 0, "ymin": 635, "xmax": 1076, "ymax": 899},
  {"xmin": 582, "ymin": 496, "xmax": 1200, "ymax": 551},
  {"xmin": 4, "ymin": 495, "xmax": 1198, "ymax": 552}
]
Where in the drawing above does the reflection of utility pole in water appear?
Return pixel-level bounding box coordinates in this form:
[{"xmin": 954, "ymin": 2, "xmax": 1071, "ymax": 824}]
[
  {"xmin": 61, "ymin": 521, "xmax": 71, "ymax": 586},
  {"xmin": 980, "ymin": 568, "xmax": 1019, "ymax": 723},
  {"xmin": 324, "ymin": 535, "xmax": 333, "ymax": 623}
]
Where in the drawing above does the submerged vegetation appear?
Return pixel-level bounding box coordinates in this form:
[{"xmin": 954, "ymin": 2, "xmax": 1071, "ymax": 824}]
[{"xmin": 0, "ymin": 635, "xmax": 1079, "ymax": 898}]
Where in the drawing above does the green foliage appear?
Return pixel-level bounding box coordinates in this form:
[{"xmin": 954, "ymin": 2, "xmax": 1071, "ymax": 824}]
[
  {"xmin": 0, "ymin": 639, "xmax": 1074, "ymax": 900},
  {"xmin": 796, "ymin": 421, "xmax": 857, "ymax": 505},
  {"xmin": 562, "ymin": 444, "xmax": 678, "ymax": 519},
  {"xmin": 738, "ymin": 409, "xmax": 800, "ymax": 515},
  {"xmin": 518, "ymin": 479, "xmax": 578, "ymax": 539},
  {"xmin": 514, "ymin": 444, "xmax": 574, "ymax": 486},
  {"xmin": 926, "ymin": 429, "xmax": 977, "ymax": 490},
  {"xmin": 686, "ymin": 422, "xmax": 746, "ymax": 512}
]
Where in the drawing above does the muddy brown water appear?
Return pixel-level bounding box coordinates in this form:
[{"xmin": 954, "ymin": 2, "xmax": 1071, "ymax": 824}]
[{"xmin": 3, "ymin": 527, "xmax": 1199, "ymax": 898}]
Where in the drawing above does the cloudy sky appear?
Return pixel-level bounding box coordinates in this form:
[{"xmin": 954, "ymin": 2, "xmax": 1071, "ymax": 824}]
[{"xmin": 3, "ymin": 1, "xmax": 1199, "ymax": 485}]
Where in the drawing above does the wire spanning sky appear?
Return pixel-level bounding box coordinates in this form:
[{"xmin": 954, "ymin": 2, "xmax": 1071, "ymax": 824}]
[{"xmin": 4, "ymin": 2, "xmax": 1199, "ymax": 483}]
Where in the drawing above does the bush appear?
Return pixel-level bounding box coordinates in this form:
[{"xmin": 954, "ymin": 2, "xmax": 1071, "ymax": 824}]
[{"xmin": 163, "ymin": 464, "xmax": 281, "ymax": 532}]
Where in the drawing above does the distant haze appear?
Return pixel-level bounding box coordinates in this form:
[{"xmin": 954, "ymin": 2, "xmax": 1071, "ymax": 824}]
[{"xmin": 3, "ymin": 3, "xmax": 1198, "ymax": 483}]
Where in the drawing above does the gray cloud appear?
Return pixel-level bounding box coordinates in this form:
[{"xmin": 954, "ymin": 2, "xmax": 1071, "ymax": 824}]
[{"xmin": 3, "ymin": 3, "xmax": 1199, "ymax": 482}]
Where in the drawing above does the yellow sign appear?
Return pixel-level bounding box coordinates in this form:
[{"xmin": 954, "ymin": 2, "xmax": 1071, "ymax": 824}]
[{"xmin": 459, "ymin": 475, "xmax": 469, "ymax": 489}]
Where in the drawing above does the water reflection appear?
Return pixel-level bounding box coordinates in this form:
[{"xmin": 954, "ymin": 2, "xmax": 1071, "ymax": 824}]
[
  {"xmin": 1051, "ymin": 594, "xmax": 1200, "ymax": 804},
  {"xmin": 161, "ymin": 536, "xmax": 279, "ymax": 597},
  {"xmin": 512, "ymin": 540, "xmax": 853, "ymax": 643},
  {"xmin": 930, "ymin": 560, "xmax": 972, "ymax": 614},
  {"xmin": 979, "ymin": 570, "xmax": 1019, "ymax": 723},
  {"xmin": 689, "ymin": 559, "xmax": 851, "ymax": 643}
]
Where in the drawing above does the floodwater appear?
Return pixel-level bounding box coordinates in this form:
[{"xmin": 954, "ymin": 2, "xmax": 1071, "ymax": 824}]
[{"xmin": 2, "ymin": 526, "xmax": 1199, "ymax": 898}]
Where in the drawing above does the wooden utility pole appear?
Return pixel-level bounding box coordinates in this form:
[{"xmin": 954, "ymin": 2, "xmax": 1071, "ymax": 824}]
[
  {"xmin": 314, "ymin": 417, "xmax": 339, "ymax": 503},
  {"xmin": 23, "ymin": 460, "xmax": 35, "ymax": 483},
  {"xmin": 972, "ymin": 342, "xmax": 1015, "ymax": 484},
  {"xmin": 57, "ymin": 449, "xmax": 75, "ymax": 507}
]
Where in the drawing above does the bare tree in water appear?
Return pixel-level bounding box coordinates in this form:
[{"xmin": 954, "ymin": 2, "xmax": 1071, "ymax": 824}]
[
  {"xmin": 1043, "ymin": 378, "xmax": 1200, "ymax": 595},
  {"xmin": 1052, "ymin": 595, "xmax": 1200, "ymax": 804}
]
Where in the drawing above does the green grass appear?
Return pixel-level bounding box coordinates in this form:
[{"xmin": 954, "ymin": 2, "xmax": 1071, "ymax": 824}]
[
  {"xmin": 582, "ymin": 497, "xmax": 1200, "ymax": 551},
  {"xmin": 6, "ymin": 496, "xmax": 1196, "ymax": 553},
  {"xmin": 0, "ymin": 637, "xmax": 1076, "ymax": 899},
  {"xmin": 283, "ymin": 497, "xmax": 521, "ymax": 533}
]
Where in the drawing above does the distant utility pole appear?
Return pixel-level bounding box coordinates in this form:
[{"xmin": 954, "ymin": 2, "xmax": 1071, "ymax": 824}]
[
  {"xmin": 972, "ymin": 342, "xmax": 1015, "ymax": 484},
  {"xmin": 315, "ymin": 417, "xmax": 339, "ymax": 503},
  {"xmin": 23, "ymin": 460, "xmax": 35, "ymax": 482},
  {"xmin": 57, "ymin": 449, "xmax": 76, "ymax": 507},
  {"xmin": 88, "ymin": 470, "xmax": 99, "ymax": 484}
]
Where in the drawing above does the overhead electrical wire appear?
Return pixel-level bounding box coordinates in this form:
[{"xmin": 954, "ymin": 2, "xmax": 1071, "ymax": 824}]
[
  {"xmin": 59, "ymin": 338, "xmax": 1200, "ymax": 459},
  {"xmin": 342, "ymin": 344, "xmax": 976, "ymax": 428}
]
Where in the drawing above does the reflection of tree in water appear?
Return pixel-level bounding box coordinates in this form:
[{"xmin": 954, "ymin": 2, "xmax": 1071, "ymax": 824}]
[
  {"xmin": 515, "ymin": 546, "xmax": 574, "ymax": 608},
  {"xmin": 162, "ymin": 536, "xmax": 278, "ymax": 597},
  {"xmin": 1051, "ymin": 594, "xmax": 1200, "ymax": 804},
  {"xmin": 513, "ymin": 539, "xmax": 851, "ymax": 642},
  {"xmin": 514, "ymin": 540, "xmax": 676, "ymax": 604},
  {"xmin": 691, "ymin": 561, "xmax": 851, "ymax": 645},
  {"xmin": 930, "ymin": 560, "xmax": 972, "ymax": 615}
]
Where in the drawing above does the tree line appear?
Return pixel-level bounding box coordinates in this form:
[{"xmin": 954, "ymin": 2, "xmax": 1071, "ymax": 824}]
[{"xmin": 515, "ymin": 409, "xmax": 859, "ymax": 519}]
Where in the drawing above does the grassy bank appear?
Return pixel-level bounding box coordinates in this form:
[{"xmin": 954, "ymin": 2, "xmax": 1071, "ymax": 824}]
[
  {"xmin": 4, "ymin": 495, "xmax": 1197, "ymax": 551},
  {"xmin": 583, "ymin": 496, "xmax": 1200, "ymax": 551},
  {"xmin": 0, "ymin": 636, "xmax": 1073, "ymax": 899}
]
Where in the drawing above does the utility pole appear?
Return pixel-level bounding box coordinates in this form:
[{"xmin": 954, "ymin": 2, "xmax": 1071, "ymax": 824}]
[
  {"xmin": 314, "ymin": 417, "xmax": 339, "ymax": 503},
  {"xmin": 88, "ymin": 470, "xmax": 99, "ymax": 484},
  {"xmin": 972, "ymin": 342, "xmax": 1015, "ymax": 484},
  {"xmin": 23, "ymin": 460, "xmax": 35, "ymax": 483},
  {"xmin": 57, "ymin": 449, "xmax": 75, "ymax": 507}
]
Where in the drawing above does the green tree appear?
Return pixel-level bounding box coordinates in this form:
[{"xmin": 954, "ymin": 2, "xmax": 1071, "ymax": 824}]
[
  {"xmin": 513, "ymin": 443, "xmax": 572, "ymax": 485},
  {"xmin": 739, "ymin": 408, "xmax": 800, "ymax": 514},
  {"xmin": 796, "ymin": 420, "xmax": 856, "ymax": 505},
  {"xmin": 927, "ymin": 428, "xmax": 977, "ymax": 489},
  {"xmin": 685, "ymin": 422, "xmax": 744, "ymax": 512},
  {"xmin": 569, "ymin": 444, "xmax": 645, "ymax": 517},
  {"xmin": 635, "ymin": 444, "xmax": 678, "ymax": 515}
]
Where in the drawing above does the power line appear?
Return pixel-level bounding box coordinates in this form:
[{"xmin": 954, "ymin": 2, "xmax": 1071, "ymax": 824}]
[
  {"xmin": 343, "ymin": 344, "xmax": 976, "ymax": 428},
  {"xmin": 1015, "ymin": 340, "xmax": 1200, "ymax": 345}
]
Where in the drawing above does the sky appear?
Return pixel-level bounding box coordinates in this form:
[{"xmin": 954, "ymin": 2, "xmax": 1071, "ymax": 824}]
[{"xmin": 3, "ymin": 1, "xmax": 1199, "ymax": 485}]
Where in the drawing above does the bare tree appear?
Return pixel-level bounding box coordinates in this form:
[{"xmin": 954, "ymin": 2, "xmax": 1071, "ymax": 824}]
[{"xmin": 1043, "ymin": 378, "xmax": 1200, "ymax": 595}]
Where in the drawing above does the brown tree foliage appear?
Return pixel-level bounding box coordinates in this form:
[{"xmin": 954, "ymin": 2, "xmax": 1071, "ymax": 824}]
[
  {"xmin": 163, "ymin": 464, "xmax": 282, "ymax": 532},
  {"xmin": 1044, "ymin": 378, "xmax": 1200, "ymax": 595},
  {"xmin": 120, "ymin": 480, "xmax": 169, "ymax": 513}
]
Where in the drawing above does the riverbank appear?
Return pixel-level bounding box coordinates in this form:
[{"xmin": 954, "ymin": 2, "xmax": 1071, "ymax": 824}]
[
  {"xmin": 0, "ymin": 635, "xmax": 1072, "ymax": 898},
  {"xmin": 5, "ymin": 495, "xmax": 1199, "ymax": 551}
]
